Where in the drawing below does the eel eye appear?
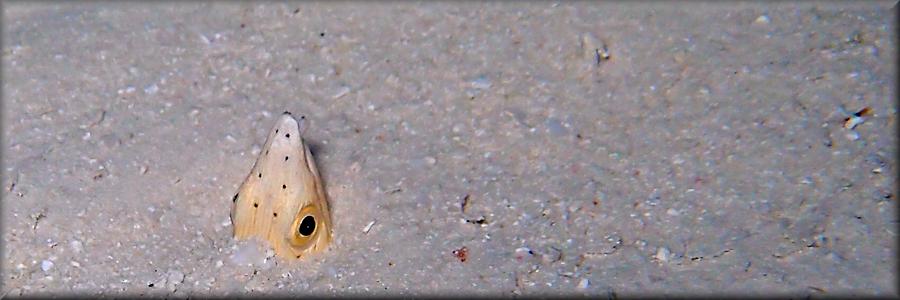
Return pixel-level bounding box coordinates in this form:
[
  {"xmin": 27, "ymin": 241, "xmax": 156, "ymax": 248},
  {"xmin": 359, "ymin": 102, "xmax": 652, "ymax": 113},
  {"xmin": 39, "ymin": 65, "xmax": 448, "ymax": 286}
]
[{"xmin": 298, "ymin": 215, "xmax": 316, "ymax": 237}]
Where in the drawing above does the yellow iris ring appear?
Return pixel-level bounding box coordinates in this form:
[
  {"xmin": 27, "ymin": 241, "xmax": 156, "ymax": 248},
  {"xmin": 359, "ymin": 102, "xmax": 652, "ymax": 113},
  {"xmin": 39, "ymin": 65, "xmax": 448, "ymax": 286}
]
[{"xmin": 287, "ymin": 204, "xmax": 321, "ymax": 250}]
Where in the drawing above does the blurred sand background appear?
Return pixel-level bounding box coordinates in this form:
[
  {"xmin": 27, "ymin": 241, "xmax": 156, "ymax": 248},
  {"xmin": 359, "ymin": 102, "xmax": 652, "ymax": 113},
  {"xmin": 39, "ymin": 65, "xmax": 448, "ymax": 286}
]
[{"xmin": 2, "ymin": 1, "xmax": 897, "ymax": 297}]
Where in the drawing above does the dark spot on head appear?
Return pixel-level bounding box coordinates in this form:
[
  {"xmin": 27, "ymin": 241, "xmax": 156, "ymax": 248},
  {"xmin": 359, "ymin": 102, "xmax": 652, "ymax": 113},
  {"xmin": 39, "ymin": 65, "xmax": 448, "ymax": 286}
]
[
  {"xmin": 253, "ymin": 203, "xmax": 258, "ymax": 208},
  {"xmin": 232, "ymin": 193, "xmax": 239, "ymax": 203},
  {"xmin": 296, "ymin": 255, "xmax": 301, "ymax": 258},
  {"xmin": 285, "ymin": 133, "xmax": 290, "ymax": 138},
  {"xmin": 258, "ymin": 173, "xmax": 262, "ymax": 178},
  {"xmin": 320, "ymin": 32, "xmax": 325, "ymax": 37},
  {"xmin": 284, "ymin": 111, "xmax": 292, "ymax": 115},
  {"xmin": 148, "ymin": 283, "xmax": 154, "ymax": 287},
  {"xmin": 298, "ymin": 215, "xmax": 316, "ymax": 236},
  {"xmin": 266, "ymin": 150, "xmax": 269, "ymax": 155},
  {"xmin": 285, "ymin": 156, "xmax": 289, "ymax": 161},
  {"xmin": 275, "ymin": 129, "xmax": 279, "ymax": 133},
  {"xmin": 273, "ymin": 213, "xmax": 278, "ymax": 217},
  {"xmin": 283, "ymin": 184, "xmax": 287, "ymax": 189},
  {"xmin": 293, "ymin": 8, "xmax": 299, "ymax": 14}
]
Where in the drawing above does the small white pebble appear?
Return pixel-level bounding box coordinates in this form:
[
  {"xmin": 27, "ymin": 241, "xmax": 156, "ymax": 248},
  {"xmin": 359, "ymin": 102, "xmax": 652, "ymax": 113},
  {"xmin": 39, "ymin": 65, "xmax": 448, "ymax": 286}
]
[
  {"xmin": 332, "ymin": 86, "xmax": 351, "ymax": 99},
  {"xmin": 144, "ymin": 84, "xmax": 159, "ymax": 95},
  {"xmin": 578, "ymin": 278, "xmax": 590, "ymax": 289},
  {"xmin": 215, "ymin": 260, "xmax": 224, "ymax": 268},
  {"xmin": 471, "ymin": 76, "xmax": 492, "ymax": 90},
  {"xmin": 843, "ymin": 116, "xmax": 865, "ymax": 130},
  {"xmin": 70, "ymin": 261, "xmax": 81, "ymax": 268},
  {"xmin": 363, "ymin": 220, "xmax": 376, "ymax": 234},
  {"xmin": 654, "ymin": 247, "xmax": 671, "ymax": 262},
  {"xmin": 41, "ymin": 260, "xmax": 54, "ymax": 272},
  {"xmin": 165, "ymin": 270, "xmax": 185, "ymax": 292},
  {"xmin": 754, "ymin": 15, "xmax": 770, "ymax": 24}
]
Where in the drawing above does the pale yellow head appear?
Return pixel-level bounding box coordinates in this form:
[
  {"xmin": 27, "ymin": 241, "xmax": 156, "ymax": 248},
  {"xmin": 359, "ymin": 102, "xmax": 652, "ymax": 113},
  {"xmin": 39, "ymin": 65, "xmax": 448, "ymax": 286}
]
[{"xmin": 231, "ymin": 112, "xmax": 332, "ymax": 259}]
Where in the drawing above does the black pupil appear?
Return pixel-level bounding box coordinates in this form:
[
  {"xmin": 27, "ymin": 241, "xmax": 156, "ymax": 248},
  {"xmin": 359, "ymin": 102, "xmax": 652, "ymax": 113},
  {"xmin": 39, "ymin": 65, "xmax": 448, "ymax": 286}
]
[{"xmin": 298, "ymin": 215, "xmax": 316, "ymax": 236}]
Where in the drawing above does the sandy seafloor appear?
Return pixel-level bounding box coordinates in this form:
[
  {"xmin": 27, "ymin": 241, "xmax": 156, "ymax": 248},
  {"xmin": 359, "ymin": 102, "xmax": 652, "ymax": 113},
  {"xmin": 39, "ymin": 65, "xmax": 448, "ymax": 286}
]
[{"xmin": 1, "ymin": 1, "xmax": 897, "ymax": 297}]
